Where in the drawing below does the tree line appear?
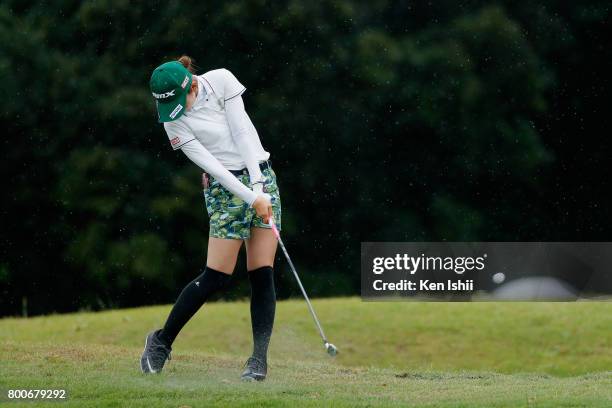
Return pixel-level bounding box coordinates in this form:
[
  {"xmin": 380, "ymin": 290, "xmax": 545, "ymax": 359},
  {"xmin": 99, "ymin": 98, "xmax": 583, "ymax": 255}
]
[{"xmin": 1, "ymin": 1, "xmax": 609, "ymax": 316}]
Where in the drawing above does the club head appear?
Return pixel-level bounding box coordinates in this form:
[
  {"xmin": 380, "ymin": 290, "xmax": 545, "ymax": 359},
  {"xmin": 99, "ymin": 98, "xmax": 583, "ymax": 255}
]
[{"xmin": 324, "ymin": 342, "xmax": 338, "ymax": 357}]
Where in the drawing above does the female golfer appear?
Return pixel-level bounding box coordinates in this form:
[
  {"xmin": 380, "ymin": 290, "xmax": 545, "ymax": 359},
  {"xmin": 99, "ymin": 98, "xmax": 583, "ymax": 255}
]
[{"xmin": 140, "ymin": 56, "xmax": 281, "ymax": 382}]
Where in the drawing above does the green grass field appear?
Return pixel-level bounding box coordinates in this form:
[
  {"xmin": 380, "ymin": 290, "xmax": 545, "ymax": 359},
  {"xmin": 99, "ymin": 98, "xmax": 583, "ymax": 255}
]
[{"xmin": 1, "ymin": 298, "xmax": 611, "ymax": 407}]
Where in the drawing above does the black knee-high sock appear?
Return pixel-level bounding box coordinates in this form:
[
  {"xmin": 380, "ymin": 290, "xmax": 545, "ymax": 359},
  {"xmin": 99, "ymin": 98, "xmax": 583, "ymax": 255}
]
[
  {"xmin": 248, "ymin": 266, "xmax": 276, "ymax": 363},
  {"xmin": 159, "ymin": 266, "xmax": 232, "ymax": 347}
]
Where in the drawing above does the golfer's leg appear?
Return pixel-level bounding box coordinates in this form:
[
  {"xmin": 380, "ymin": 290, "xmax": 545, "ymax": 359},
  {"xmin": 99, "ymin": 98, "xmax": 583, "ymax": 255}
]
[
  {"xmin": 245, "ymin": 227, "xmax": 278, "ymax": 363},
  {"xmin": 158, "ymin": 238, "xmax": 243, "ymax": 346},
  {"xmin": 206, "ymin": 237, "xmax": 244, "ymax": 273}
]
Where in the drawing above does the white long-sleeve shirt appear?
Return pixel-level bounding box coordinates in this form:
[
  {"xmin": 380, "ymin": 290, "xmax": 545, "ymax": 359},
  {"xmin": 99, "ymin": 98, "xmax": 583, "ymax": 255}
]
[
  {"xmin": 181, "ymin": 139, "xmax": 259, "ymax": 205},
  {"xmin": 162, "ymin": 69, "xmax": 270, "ymax": 206},
  {"xmin": 225, "ymin": 95, "xmax": 265, "ymax": 193}
]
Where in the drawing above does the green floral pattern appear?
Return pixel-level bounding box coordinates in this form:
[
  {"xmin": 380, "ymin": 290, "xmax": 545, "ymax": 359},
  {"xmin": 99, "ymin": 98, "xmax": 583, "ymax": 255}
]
[{"xmin": 204, "ymin": 166, "xmax": 282, "ymax": 240}]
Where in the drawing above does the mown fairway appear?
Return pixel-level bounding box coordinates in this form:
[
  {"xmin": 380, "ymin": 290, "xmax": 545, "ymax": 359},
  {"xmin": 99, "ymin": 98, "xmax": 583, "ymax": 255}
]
[{"xmin": 1, "ymin": 298, "xmax": 611, "ymax": 407}]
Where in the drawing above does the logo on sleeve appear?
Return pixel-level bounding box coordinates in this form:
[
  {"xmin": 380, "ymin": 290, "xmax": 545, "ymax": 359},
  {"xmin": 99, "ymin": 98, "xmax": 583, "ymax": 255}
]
[{"xmin": 170, "ymin": 137, "xmax": 181, "ymax": 146}]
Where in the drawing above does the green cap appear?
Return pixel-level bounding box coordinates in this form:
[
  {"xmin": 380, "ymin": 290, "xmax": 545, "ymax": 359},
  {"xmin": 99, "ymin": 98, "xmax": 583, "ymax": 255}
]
[{"xmin": 150, "ymin": 61, "xmax": 193, "ymax": 122}]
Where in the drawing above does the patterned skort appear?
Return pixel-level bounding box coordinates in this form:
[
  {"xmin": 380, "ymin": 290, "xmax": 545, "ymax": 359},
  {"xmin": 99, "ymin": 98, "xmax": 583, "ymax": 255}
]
[{"xmin": 204, "ymin": 164, "xmax": 282, "ymax": 240}]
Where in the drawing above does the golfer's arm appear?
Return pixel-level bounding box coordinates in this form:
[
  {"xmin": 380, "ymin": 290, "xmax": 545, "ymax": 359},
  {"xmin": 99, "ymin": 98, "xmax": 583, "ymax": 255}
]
[
  {"xmin": 180, "ymin": 140, "xmax": 258, "ymax": 206},
  {"xmin": 225, "ymin": 95, "xmax": 264, "ymax": 194}
]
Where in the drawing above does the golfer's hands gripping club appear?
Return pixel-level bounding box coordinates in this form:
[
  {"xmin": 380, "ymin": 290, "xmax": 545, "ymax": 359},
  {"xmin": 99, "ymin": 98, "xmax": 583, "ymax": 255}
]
[{"xmin": 252, "ymin": 193, "xmax": 273, "ymax": 224}]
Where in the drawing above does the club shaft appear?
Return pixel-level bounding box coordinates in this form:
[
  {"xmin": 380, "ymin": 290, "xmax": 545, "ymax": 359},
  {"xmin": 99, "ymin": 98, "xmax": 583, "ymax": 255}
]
[{"xmin": 276, "ymin": 236, "xmax": 328, "ymax": 343}]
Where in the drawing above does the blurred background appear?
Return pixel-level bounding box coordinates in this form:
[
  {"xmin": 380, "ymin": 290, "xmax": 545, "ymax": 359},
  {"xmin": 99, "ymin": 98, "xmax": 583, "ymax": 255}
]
[{"xmin": 1, "ymin": 1, "xmax": 610, "ymax": 316}]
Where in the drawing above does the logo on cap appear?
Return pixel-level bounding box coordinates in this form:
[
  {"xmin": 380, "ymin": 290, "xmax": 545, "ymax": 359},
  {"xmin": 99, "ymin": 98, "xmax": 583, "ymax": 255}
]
[
  {"xmin": 181, "ymin": 75, "xmax": 190, "ymax": 89},
  {"xmin": 169, "ymin": 104, "xmax": 184, "ymax": 119},
  {"xmin": 152, "ymin": 90, "xmax": 176, "ymax": 99}
]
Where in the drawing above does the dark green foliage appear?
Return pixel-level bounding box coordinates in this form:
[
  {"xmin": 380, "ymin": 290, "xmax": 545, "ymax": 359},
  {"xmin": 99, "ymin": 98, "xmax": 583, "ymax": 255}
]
[{"xmin": 1, "ymin": 1, "xmax": 610, "ymax": 315}]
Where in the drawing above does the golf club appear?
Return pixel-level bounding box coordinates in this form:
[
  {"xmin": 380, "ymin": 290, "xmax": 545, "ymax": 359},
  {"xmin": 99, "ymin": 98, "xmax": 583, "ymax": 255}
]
[{"xmin": 269, "ymin": 217, "xmax": 338, "ymax": 357}]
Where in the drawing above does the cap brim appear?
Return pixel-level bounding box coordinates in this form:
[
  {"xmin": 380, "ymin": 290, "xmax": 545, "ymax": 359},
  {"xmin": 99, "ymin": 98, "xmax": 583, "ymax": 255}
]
[{"xmin": 156, "ymin": 91, "xmax": 188, "ymax": 123}]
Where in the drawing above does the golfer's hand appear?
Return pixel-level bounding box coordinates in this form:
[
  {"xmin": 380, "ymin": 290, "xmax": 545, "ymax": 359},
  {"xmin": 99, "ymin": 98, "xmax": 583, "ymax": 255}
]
[{"xmin": 252, "ymin": 194, "xmax": 272, "ymax": 224}]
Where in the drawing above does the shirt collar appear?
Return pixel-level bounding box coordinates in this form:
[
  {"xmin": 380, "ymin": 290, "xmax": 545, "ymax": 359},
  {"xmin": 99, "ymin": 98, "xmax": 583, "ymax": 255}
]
[{"xmin": 191, "ymin": 76, "xmax": 209, "ymax": 111}]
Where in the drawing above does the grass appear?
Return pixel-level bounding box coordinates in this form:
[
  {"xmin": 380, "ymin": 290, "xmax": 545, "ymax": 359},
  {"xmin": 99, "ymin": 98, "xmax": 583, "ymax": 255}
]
[{"xmin": 1, "ymin": 298, "xmax": 611, "ymax": 407}]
